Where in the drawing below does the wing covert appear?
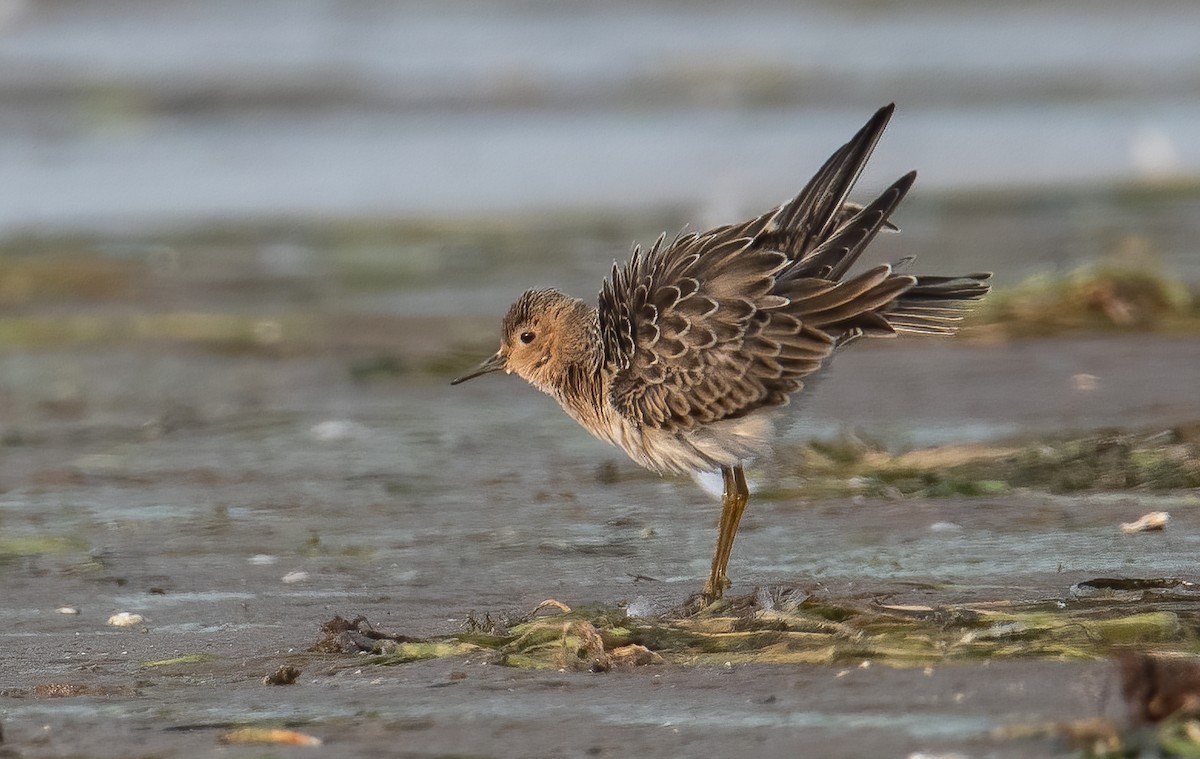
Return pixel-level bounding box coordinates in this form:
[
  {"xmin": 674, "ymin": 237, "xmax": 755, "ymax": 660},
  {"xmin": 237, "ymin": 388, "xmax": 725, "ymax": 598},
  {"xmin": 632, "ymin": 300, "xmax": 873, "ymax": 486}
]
[{"xmin": 599, "ymin": 224, "xmax": 837, "ymax": 432}]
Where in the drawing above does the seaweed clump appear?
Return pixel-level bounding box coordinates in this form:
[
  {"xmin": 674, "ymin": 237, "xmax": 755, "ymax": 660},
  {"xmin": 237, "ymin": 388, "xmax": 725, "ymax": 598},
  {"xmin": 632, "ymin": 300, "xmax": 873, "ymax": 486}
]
[
  {"xmin": 771, "ymin": 428, "xmax": 1200, "ymax": 500},
  {"xmin": 310, "ymin": 579, "xmax": 1200, "ymax": 672},
  {"xmin": 970, "ymin": 239, "xmax": 1200, "ymax": 339}
]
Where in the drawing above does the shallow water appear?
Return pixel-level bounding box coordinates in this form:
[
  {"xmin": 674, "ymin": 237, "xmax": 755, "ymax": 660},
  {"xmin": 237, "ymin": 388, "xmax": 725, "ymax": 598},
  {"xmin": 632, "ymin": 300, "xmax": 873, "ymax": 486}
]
[
  {"xmin": 1, "ymin": 210, "xmax": 1199, "ymax": 759},
  {"xmin": 2, "ymin": 316, "xmax": 1199, "ymax": 756},
  {"xmin": 2, "ymin": 0, "xmax": 1200, "ymax": 235}
]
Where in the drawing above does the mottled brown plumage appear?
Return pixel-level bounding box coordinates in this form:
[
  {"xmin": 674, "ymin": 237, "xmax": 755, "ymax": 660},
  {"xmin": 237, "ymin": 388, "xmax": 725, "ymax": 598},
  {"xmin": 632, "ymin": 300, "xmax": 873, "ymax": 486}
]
[{"xmin": 453, "ymin": 104, "xmax": 991, "ymax": 604}]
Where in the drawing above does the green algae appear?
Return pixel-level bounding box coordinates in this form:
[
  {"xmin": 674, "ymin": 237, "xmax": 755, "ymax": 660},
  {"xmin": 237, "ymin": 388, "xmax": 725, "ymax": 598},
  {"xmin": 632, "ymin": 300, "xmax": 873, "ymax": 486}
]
[
  {"xmin": 0, "ymin": 534, "xmax": 89, "ymax": 562},
  {"xmin": 956, "ymin": 434, "xmax": 1200, "ymax": 493},
  {"xmin": 770, "ymin": 428, "xmax": 1200, "ymax": 500},
  {"xmin": 1153, "ymin": 719, "xmax": 1200, "ymax": 758},
  {"xmin": 318, "ymin": 584, "xmax": 1200, "ymax": 673},
  {"xmin": 367, "ymin": 641, "xmax": 478, "ymax": 666},
  {"xmin": 967, "ymin": 243, "xmax": 1200, "ymax": 339},
  {"xmin": 142, "ymin": 654, "xmax": 220, "ymax": 668},
  {"xmin": 0, "ymin": 312, "xmax": 321, "ymax": 354}
]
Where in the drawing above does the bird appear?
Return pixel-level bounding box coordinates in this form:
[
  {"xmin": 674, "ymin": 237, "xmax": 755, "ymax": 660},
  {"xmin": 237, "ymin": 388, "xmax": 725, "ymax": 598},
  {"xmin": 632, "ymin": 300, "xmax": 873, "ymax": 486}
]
[{"xmin": 452, "ymin": 104, "xmax": 991, "ymax": 606}]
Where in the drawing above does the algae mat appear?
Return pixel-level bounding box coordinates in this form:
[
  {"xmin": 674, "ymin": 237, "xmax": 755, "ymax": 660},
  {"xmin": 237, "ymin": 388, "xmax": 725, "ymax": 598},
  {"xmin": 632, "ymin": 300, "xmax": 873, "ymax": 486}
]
[{"xmin": 309, "ymin": 580, "xmax": 1200, "ymax": 672}]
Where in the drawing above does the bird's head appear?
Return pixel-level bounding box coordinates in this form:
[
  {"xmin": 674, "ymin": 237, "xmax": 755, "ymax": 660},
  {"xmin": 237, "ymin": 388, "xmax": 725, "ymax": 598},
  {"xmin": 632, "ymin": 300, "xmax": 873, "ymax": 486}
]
[{"xmin": 451, "ymin": 288, "xmax": 593, "ymax": 392}]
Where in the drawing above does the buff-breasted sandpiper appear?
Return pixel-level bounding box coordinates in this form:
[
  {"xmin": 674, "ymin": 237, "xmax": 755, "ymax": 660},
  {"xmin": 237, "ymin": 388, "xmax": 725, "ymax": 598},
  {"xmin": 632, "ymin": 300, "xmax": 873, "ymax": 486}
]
[{"xmin": 453, "ymin": 104, "xmax": 991, "ymax": 605}]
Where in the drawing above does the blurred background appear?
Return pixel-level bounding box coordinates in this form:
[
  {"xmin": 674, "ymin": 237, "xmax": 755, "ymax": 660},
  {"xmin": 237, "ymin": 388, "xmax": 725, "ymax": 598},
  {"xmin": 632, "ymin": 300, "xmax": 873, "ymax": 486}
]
[
  {"xmin": 3, "ymin": 0, "xmax": 1200, "ymax": 231},
  {"xmin": 2, "ymin": 0, "xmax": 1198, "ymax": 418},
  {"xmin": 3, "ymin": 1, "xmax": 1200, "ymax": 753}
]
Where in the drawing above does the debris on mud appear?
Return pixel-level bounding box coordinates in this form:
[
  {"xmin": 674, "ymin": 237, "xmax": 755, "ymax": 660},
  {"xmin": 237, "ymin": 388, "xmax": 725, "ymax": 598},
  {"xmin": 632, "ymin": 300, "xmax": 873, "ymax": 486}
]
[
  {"xmin": 1117, "ymin": 651, "xmax": 1200, "ymax": 725},
  {"xmin": 462, "ymin": 610, "xmax": 511, "ymax": 636},
  {"xmin": 32, "ymin": 682, "xmax": 134, "ymax": 698},
  {"xmin": 314, "ymin": 580, "xmax": 1199, "ymax": 672},
  {"xmin": 968, "ymin": 243, "xmax": 1200, "ymax": 339},
  {"xmin": 993, "ymin": 716, "xmax": 1124, "ymax": 757},
  {"xmin": 1069, "ymin": 578, "xmax": 1198, "ymax": 602},
  {"xmin": 142, "ymin": 654, "xmax": 218, "ymax": 668},
  {"xmin": 263, "ymin": 665, "xmax": 302, "ymax": 686},
  {"xmin": 1121, "ymin": 511, "xmax": 1170, "ymax": 533},
  {"xmin": 106, "ymin": 611, "xmax": 144, "ymax": 627},
  {"xmin": 308, "ymin": 615, "xmax": 425, "ymax": 654},
  {"xmin": 532, "ymin": 599, "xmax": 573, "ymax": 616},
  {"xmin": 33, "ymin": 682, "xmax": 96, "ymax": 698},
  {"xmin": 1003, "ymin": 652, "xmax": 1200, "ymax": 757},
  {"xmin": 779, "ymin": 428, "xmax": 1200, "ymax": 498},
  {"xmin": 218, "ymin": 727, "xmax": 322, "ymax": 746}
]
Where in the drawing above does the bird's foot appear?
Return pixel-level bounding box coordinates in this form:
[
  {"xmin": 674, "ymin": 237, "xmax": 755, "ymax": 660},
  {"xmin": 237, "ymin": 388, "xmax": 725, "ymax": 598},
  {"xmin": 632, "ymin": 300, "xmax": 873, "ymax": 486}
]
[
  {"xmin": 681, "ymin": 591, "xmax": 712, "ymax": 617},
  {"xmin": 683, "ymin": 574, "xmax": 732, "ymax": 616},
  {"xmin": 705, "ymin": 572, "xmax": 732, "ymax": 598}
]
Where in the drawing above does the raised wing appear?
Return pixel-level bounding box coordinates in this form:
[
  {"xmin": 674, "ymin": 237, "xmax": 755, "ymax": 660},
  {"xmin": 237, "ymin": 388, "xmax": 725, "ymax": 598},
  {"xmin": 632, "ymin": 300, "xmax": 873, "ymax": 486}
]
[
  {"xmin": 598, "ymin": 104, "xmax": 988, "ymax": 433},
  {"xmin": 599, "ymin": 224, "xmax": 839, "ymax": 432},
  {"xmin": 757, "ymin": 103, "xmax": 896, "ymax": 266}
]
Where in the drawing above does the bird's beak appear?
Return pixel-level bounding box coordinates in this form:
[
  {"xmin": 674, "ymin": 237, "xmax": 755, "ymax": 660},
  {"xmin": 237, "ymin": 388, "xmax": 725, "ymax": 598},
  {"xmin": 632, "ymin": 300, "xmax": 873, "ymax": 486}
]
[{"xmin": 450, "ymin": 351, "xmax": 506, "ymax": 385}]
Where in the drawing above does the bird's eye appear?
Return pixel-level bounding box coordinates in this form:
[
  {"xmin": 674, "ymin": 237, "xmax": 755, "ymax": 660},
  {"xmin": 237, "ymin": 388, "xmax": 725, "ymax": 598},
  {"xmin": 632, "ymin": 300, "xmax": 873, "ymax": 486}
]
[{"xmin": 519, "ymin": 331, "xmax": 536, "ymax": 344}]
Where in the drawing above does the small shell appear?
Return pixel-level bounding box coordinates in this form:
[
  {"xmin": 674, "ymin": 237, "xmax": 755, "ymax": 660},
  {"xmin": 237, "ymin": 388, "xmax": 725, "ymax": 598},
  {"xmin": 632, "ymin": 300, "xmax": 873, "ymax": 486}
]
[
  {"xmin": 219, "ymin": 728, "xmax": 322, "ymax": 746},
  {"xmin": 107, "ymin": 612, "xmax": 144, "ymax": 627},
  {"xmin": 1120, "ymin": 511, "xmax": 1169, "ymax": 534}
]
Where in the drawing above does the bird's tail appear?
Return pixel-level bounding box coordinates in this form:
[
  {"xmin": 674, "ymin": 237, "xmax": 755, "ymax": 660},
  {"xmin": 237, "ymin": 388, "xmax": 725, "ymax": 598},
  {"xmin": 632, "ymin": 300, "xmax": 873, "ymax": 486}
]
[
  {"xmin": 778, "ymin": 264, "xmax": 991, "ymax": 342},
  {"xmin": 880, "ymin": 271, "xmax": 992, "ymax": 336}
]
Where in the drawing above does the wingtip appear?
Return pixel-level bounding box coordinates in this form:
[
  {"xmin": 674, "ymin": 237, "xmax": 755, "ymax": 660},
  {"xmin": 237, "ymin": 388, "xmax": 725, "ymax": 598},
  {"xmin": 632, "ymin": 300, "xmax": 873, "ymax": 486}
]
[
  {"xmin": 874, "ymin": 103, "xmax": 897, "ymax": 124},
  {"xmin": 868, "ymin": 103, "xmax": 896, "ymax": 130}
]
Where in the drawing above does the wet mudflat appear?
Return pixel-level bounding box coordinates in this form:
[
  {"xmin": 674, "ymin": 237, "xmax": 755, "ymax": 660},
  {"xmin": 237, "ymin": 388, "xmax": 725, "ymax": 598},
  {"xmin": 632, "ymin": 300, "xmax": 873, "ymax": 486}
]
[
  {"xmin": 4, "ymin": 1, "xmax": 1200, "ymax": 751},
  {"xmin": 2, "ymin": 332, "xmax": 1199, "ymax": 757},
  {"xmin": 1, "ymin": 193, "xmax": 1199, "ymax": 757}
]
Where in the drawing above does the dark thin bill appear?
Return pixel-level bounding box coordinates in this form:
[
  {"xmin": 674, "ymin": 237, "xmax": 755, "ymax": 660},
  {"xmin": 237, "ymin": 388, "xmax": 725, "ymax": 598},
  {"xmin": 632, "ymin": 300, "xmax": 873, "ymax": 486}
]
[{"xmin": 450, "ymin": 352, "xmax": 505, "ymax": 385}]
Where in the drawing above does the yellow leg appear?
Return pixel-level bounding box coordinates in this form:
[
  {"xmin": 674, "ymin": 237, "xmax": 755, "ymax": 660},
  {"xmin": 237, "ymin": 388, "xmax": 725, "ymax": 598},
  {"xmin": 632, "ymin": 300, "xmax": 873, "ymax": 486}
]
[{"xmin": 702, "ymin": 465, "xmax": 749, "ymax": 603}]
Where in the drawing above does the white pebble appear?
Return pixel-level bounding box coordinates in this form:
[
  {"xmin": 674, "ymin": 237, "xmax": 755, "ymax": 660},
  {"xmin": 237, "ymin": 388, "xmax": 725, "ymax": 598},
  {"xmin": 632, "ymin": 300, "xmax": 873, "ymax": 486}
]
[
  {"xmin": 107, "ymin": 612, "xmax": 144, "ymax": 627},
  {"xmin": 1121, "ymin": 511, "xmax": 1169, "ymax": 533},
  {"xmin": 309, "ymin": 420, "xmax": 365, "ymax": 442},
  {"xmin": 929, "ymin": 521, "xmax": 963, "ymax": 532}
]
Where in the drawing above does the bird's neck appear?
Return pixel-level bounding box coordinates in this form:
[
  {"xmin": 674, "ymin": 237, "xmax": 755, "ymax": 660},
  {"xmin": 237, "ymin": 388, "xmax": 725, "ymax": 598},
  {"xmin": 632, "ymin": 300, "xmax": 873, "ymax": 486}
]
[
  {"xmin": 552, "ymin": 358, "xmax": 613, "ymax": 441},
  {"xmin": 540, "ymin": 310, "xmax": 612, "ymax": 433}
]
